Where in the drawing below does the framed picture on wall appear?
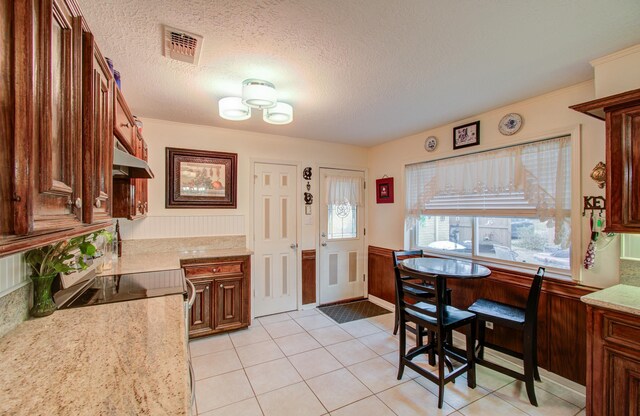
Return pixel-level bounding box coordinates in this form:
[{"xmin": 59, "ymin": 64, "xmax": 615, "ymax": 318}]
[
  {"xmin": 376, "ymin": 177, "xmax": 394, "ymax": 204},
  {"xmin": 453, "ymin": 121, "xmax": 480, "ymax": 150},
  {"xmin": 166, "ymin": 147, "xmax": 237, "ymax": 208}
]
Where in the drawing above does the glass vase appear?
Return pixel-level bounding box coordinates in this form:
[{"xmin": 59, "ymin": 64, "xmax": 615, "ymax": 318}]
[{"xmin": 30, "ymin": 273, "xmax": 58, "ymax": 317}]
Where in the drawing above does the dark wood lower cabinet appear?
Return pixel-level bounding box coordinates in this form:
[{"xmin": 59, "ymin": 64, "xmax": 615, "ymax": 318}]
[
  {"xmin": 189, "ymin": 279, "xmax": 213, "ymax": 336},
  {"xmin": 214, "ymin": 277, "xmax": 243, "ymax": 330},
  {"xmin": 586, "ymin": 305, "xmax": 640, "ymax": 416},
  {"xmin": 368, "ymin": 245, "xmax": 596, "ymax": 385},
  {"xmin": 183, "ymin": 256, "xmax": 250, "ymax": 339}
]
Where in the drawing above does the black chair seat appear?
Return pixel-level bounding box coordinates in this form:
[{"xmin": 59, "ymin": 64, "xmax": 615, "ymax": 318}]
[
  {"xmin": 408, "ymin": 302, "xmax": 476, "ymax": 328},
  {"xmin": 468, "ymin": 298, "xmax": 525, "ymax": 328}
]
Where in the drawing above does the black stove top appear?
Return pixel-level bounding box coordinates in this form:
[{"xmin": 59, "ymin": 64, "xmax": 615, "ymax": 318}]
[{"xmin": 58, "ymin": 269, "xmax": 187, "ymax": 309}]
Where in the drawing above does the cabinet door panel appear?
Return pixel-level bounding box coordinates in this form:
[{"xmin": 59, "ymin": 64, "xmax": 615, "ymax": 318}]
[
  {"xmin": 189, "ymin": 279, "xmax": 213, "ymax": 335},
  {"xmin": 32, "ymin": 0, "xmax": 82, "ymax": 231},
  {"xmin": 81, "ymin": 31, "xmax": 112, "ymax": 224},
  {"xmin": 606, "ymin": 348, "xmax": 640, "ymax": 416},
  {"xmin": 214, "ymin": 277, "xmax": 243, "ymax": 330}
]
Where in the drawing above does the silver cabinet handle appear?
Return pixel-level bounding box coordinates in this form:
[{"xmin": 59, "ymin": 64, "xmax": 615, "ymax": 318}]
[
  {"xmin": 186, "ymin": 279, "xmax": 196, "ymax": 308},
  {"xmin": 188, "ymin": 360, "xmax": 196, "ymax": 408},
  {"xmin": 219, "ymin": 284, "xmax": 224, "ymax": 288},
  {"xmin": 120, "ymin": 122, "xmax": 130, "ymax": 128},
  {"xmin": 94, "ymin": 198, "xmax": 101, "ymax": 208},
  {"xmin": 67, "ymin": 198, "xmax": 82, "ymax": 208}
]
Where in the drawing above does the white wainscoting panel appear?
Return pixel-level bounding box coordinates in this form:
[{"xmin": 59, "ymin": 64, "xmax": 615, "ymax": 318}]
[
  {"xmin": 0, "ymin": 253, "xmax": 30, "ymax": 297},
  {"xmin": 117, "ymin": 215, "xmax": 245, "ymax": 240}
]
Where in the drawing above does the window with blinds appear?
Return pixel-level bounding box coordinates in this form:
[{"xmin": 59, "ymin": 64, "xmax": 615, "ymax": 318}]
[{"xmin": 406, "ymin": 136, "xmax": 572, "ymax": 272}]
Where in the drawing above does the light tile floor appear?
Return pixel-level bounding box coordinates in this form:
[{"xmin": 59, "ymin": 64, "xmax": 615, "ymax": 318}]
[{"xmin": 190, "ymin": 308, "xmax": 585, "ymax": 416}]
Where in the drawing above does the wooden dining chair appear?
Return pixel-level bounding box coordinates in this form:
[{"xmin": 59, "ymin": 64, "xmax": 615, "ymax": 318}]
[
  {"xmin": 467, "ymin": 267, "xmax": 545, "ymax": 406},
  {"xmin": 394, "ymin": 262, "xmax": 477, "ymax": 409},
  {"xmin": 392, "ymin": 250, "xmax": 452, "ymax": 336}
]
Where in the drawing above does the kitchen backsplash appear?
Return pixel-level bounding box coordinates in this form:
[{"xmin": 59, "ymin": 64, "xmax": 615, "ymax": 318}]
[
  {"xmin": 620, "ymin": 259, "xmax": 640, "ymax": 287},
  {"xmin": 121, "ymin": 235, "xmax": 246, "ymax": 255},
  {"xmin": 0, "ymin": 253, "xmax": 31, "ymax": 337},
  {"xmin": 118, "ymin": 215, "xmax": 245, "ymax": 240}
]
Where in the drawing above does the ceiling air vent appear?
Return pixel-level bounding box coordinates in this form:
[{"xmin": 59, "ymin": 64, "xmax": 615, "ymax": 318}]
[{"xmin": 163, "ymin": 26, "xmax": 203, "ymax": 65}]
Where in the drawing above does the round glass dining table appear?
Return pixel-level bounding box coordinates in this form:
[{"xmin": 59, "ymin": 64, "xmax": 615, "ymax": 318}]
[{"xmin": 400, "ymin": 257, "xmax": 491, "ymax": 280}]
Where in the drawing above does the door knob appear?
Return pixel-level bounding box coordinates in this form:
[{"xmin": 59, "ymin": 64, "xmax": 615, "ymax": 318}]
[
  {"xmin": 321, "ymin": 242, "xmax": 327, "ymax": 247},
  {"xmin": 290, "ymin": 243, "xmax": 298, "ymax": 249}
]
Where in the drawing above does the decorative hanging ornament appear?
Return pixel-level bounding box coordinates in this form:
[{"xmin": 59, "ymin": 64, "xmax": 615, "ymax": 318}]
[{"xmin": 583, "ymin": 213, "xmax": 600, "ymax": 270}]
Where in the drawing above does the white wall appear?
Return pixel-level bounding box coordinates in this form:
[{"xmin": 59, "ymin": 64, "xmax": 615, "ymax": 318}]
[
  {"xmin": 591, "ymin": 44, "xmax": 640, "ymax": 98},
  {"xmin": 366, "ymin": 80, "xmax": 618, "ymax": 288},
  {"xmin": 126, "ymin": 119, "xmax": 368, "ymax": 251}
]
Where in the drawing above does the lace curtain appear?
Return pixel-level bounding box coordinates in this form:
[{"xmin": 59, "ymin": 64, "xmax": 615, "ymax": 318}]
[
  {"xmin": 405, "ymin": 136, "xmax": 572, "ymax": 246},
  {"xmin": 325, "ymin": 175, "xmax": 363, "ymax": 206}
]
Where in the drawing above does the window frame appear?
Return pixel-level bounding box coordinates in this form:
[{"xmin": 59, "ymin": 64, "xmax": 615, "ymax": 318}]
[
  {"xmin": 404, "ymin": 128, "xmax": 582, "ymax": 282},
  {"xmin": 411, "ymin": 215, "xmax": 572, "ymax": 277}
]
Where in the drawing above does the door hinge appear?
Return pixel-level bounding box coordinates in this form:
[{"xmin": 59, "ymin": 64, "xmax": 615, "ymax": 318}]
[
  {"xmin": 364, "ymin": 228, "xmax": 366, "ymax": 236},
  {"xmin": 363, "ymin": 181, "xmax": 366, "ymax": 189},
  {"xmin": 362, "ymin": 274, "xmax": 365, "ymax": 282},
  {"xmin": 254, "ymin": 174, "xmax": 257, "ymax": 184}
]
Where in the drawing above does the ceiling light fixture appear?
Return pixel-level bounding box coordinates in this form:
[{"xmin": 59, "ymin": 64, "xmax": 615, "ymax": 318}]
[
  {"xmin": 218, "ymin": 97, "xmax": 251, "ymax": 121},
  {"xmin": 219, "ymin": 79, "xmax": 293, "ymax": 125},
  {"xmin": 264, "ymin": 102, "xmax": 293, "ymax": 125}
]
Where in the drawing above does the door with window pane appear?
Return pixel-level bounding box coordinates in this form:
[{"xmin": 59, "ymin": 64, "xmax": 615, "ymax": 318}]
[
  {"xmin": 319, "ymin": 168, "xmax": 365, "ymax": 304},
  {"xmin": 254, "ymin": 163, "xmax": 298, "ymax": 317}
]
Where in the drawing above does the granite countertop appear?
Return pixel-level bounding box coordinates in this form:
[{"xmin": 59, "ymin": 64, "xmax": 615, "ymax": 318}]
[
  {"xmin": 104, "ymin": 247, "xmax": 253, "ymax": 276},
  {"xmin": 581, "ymin": 284, "xmax": 640, "ymax": 316},
  {"xmin": 0, "ymin": 295, "xmax": 189, "ymax": 415}
]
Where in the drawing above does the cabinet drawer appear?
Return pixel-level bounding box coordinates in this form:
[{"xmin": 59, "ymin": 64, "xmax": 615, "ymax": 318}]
[
  {"xmin": 114, "ymin": 88, "xmax": 135, "ymax": 153},
  {"xmin": 184, "ymin": 262, "xmax": 243, "ymax": 278},
  {"xmin": 603, "ymin": 313, "xmax": 640, "ymax": 351}
]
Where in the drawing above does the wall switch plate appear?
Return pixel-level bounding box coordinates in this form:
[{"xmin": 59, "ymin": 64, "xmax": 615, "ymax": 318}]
[{"xmin": 485, "ymin": 322, "xmax": 494, "ymax": 330}]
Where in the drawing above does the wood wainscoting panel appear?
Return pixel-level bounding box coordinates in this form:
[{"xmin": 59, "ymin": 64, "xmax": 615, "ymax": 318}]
[
  {"xmin": 367, "ymin": 245, "xmax": 597, "ymax": 385},
  {"xmin": 368, "ymin": 246, "xmax": 396, "ymax": 304},
  {"xmin": 301, "ymin": 249, "xmax": 316, "ymax": 305}
]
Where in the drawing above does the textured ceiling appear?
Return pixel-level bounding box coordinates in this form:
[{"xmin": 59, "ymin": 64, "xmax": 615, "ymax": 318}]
[{"xmin": 79, "ymin": 0, "xmax": 640, "ymax": 146}]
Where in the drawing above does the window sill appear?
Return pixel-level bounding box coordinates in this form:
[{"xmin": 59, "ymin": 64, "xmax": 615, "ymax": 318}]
[{"xmin": 416, "ymin": 249, "xmax": 576, "ymax": 284}]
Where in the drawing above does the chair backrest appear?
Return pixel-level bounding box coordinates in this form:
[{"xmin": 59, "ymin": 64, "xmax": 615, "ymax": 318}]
[
  {"xmin": 393, "ymin": 259, "xmax": 448, "ymax": 328},
  {"xmin": 524, "ymin": 267, "xmax": 545, "ymax": 326},
  {"xmin": 392, "ymin": 249, "xmax": 424, "ymax": 268}
]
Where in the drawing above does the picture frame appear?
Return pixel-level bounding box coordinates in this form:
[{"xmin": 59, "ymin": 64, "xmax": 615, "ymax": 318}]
[
  {"xmin": 166, "ymin": 147, "xmax": 237, "ymax": 208},
  {"xmin": 376, "ymin": 177, "xmax": 394, "ymax": 204},
  {"xmin": 453, "ymin": 121, "xmax": 480, "ymax": 150}
]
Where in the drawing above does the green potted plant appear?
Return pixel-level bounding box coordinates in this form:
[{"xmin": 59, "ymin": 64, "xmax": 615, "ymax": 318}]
[{"xmin": 24, "ymin": 233, "xmax": 98, "ymax": 317}]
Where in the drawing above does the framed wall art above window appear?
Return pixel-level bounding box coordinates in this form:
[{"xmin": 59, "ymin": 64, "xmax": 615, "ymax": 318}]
[
  {"xmin": 166, "ymin": 147, "xmax": 237, "ymax": 208},
  {"xmin": 453, "ymin": 121, "xmax": 480, "ymax": 150}
]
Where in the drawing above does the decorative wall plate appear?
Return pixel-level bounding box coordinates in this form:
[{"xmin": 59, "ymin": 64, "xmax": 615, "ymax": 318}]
[
  {"xmin": 424, "ymin": 136, "xmax": 438, "ymax": 152},
  {"xmin": 498, "ymin": 113, "xmax": 523, "ymax": 136}
]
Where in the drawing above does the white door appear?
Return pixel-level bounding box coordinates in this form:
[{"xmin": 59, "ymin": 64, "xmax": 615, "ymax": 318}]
[
  {"xmin": 254, "ymin": 163, "xmax": 298, "ymax": 317},
  {"xmin": 319, "ymin": 168, "xmax": 365, "ymax": 304}
]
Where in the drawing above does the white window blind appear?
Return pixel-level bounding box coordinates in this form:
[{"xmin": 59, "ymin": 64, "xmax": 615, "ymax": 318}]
[{"xmin": 406, "ymin": 136, "xmax": 571, "ymax": 247}]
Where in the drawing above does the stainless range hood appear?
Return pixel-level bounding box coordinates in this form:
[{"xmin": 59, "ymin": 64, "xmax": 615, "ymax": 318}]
[{"xmin": 113, "ymin": 142, "xmax": 154, "ymax": 179}]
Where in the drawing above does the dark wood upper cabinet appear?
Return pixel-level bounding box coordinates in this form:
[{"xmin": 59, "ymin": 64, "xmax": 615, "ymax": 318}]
[
  {"xmin": 112, "ymin": 129, "xmax": 148, "ymax": 220},
  {"xmin": 1, "ymin": 0, "xmax": 125, "ymax": 256},
  {"xmin": 571, "ymin": 88, "xmax": 640, "ymax": 233},
  {"xmin": 114, "ymin": 88, "xmax": 136, "ymax": 154},
  {"xmin": 81, "ymin": 30, "xmax": 113, "ymax": 224}
]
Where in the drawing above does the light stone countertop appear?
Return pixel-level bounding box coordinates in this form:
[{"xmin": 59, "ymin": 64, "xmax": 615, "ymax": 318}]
[
  {"xmin": 103, "ymin": 247, "xmax": 253, "ymax": 276},
  {"xmin": 581, "ymin": 284, "xmax": 640, "ymax": 316},
  {"xmin": 0, "ymin": 295, "xmax": 189, "ymax": 416}
]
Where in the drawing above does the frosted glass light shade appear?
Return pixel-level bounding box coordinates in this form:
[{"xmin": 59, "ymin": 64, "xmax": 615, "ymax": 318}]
[
  {"xmin": 219, "ymin": 97, "xmax": 251, "ymax": 121},
  {"xmin": 242, "ymin": 79, "xmax": 277, "ymax": 109},
  {"xmin": 264, "ymin": 102, "xmax": 293, "ymax": 125}
]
